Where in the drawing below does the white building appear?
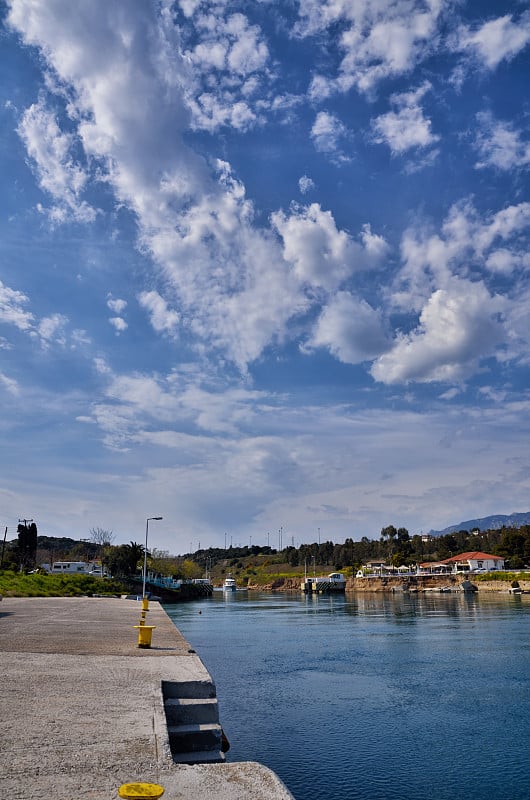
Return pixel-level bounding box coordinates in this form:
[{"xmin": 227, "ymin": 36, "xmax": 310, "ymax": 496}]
[{"xmin": 420, "ymin": 551, "xmax": 504, "ymax": 574}]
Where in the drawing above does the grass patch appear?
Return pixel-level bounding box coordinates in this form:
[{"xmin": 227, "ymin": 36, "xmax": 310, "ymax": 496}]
[
  {"xmin": 474, "ymin": 571, "xmax": 530, "ymax": 582},
  {"xmin": 0, "ymin": 570, "xmax": 127, "ymax": 597}
]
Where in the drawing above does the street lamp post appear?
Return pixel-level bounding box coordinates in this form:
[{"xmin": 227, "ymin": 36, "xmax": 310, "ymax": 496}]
[{"xmin": 142, "ymin": 516, "xmax": 163, "ymax": 599}]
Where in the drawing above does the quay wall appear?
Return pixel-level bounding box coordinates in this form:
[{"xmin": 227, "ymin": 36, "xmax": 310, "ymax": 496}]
[
  {"xmin": 0, "ymin": 596, "xmax": 294, "ymax": 800},
  {"xmin": 247, "ymin": 576, "xmax": 530, "ymax": 593}
]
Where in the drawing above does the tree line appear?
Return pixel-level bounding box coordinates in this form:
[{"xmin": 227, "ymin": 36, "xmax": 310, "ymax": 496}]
[
  {"xmin": 2, "ymin": 522, "xmax": 530, "ymax": 576},
  {"xmin": 191, "ymin": 523, "xmax": 530, "ymax": 572}
]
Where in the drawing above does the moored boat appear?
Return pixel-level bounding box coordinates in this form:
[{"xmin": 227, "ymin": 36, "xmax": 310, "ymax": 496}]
[{"xmin": 223, "ymin": 574, "xmax": 237, "ymax": 592}]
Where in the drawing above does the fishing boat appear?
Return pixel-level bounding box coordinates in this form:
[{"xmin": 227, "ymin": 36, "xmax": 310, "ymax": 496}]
[{"xmin": 223, "ymin": 574, "xmax": 237, "ymax": 592}]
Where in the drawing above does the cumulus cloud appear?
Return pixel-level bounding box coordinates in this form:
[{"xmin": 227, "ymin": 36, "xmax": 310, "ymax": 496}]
[
  {"xmin": 105, "ymin": 296, "xmax": 128, "ymax": 333},
  {"xmin": 299, "ymin": 175, "xmax": 315, "ymax": 194},
  {"xmin": 179, "ymin": 7, "xmax": 272, "ymax": 131},
  {"xmin": 271, "ymin": 203, "xmax": 387, "ymax": 292},
  {"xmin": 107, "ymin": 296, "xmax": 127, "ymax": 315},
  {"xmin": 310, "ymin": 291, "xmax": 389, "ymax": 364},
  {"xmin": 371, "ymin": 279, "xmax": 506, "ymax": 384},
  {"xmin": 393, "ymin": 200, "xmax": 530, "ymax": 312},
  {"xmin": 109, "ymin": 317, "xmax": 128, "ymax": 333},
  {"xmin": 373, "ymin": 199, "xmax": 530, "ymax": 385},
  {"xmin": 456, "ymin": 12, "xmax": 530, "ymax": 70},
  {"xmin": 371, "ymin": 82, "xmax": 439, "ymax": 156},
  {"xmin": 473, "ymin": 111, "xmax": 530, "ymax": 171},
  {"xmin": 310, "ymin": 111, "xmax": 350, "ymax": 161},
  {"xmin": 300, "ymin": 0, "xmax": 445, "ymax": 97}
]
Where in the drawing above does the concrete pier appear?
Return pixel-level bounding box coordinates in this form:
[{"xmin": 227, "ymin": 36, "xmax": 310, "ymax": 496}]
[{"xmin": 0, "ymin": 596, "xmax": 294, "ymax": 800}]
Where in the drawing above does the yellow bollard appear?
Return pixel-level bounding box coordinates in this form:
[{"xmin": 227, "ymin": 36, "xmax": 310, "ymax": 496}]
[
  {"xmin": 118, "ymin": 782, "xmax": 164, "ymax": 798},
  {"xmin": 134, "ymin": 624, "xmax": 156, "ymax": 648},
  {"xmin": 141, "ymin": 597, "xmax": 149, "ymax": 612}
]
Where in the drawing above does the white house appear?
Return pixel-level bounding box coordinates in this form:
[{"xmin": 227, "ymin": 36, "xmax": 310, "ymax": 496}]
[{"xmin": 420, "ymin": 551, "xmax": 504, "ymax": 574}]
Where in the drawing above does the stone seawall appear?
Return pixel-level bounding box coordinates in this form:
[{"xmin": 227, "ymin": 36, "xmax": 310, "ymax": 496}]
[
  {"xmin": 349, "ymin": 576, "xmax": 530, "ymax": 592},
  {"xmin": 247, "ymin": 576, "xmax": 530, "ymax": 593}
]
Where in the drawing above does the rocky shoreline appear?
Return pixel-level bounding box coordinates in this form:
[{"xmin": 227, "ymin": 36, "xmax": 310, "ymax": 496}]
[{"xmin": 245, "ymin": 576, "xmax": 530, "ymax": 593}]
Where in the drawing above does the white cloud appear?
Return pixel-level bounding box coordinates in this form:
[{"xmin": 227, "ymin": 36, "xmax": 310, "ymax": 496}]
[
  {"xmin": 37, "ymin": 314, "xmax": 68, "ymax": 347},
  {"xmin": 0, "ymin": 280, "xmax": 34, "ymax": 332},
  {"xmin": 179, "ymin": 8, "xmax": 272, "ymax": 131},
  {"xmin": 107, "ymin": 296, "xmax": 127, "ymax": 314},
  {"xmin": 137, "ymin": 291, "xmax": 179, "ymax": 336},
  {"xmin": 371, "ymin": 278, "xmax": 506, "ymax": 384},
  {"xmin": 10, "ymin": 2, "xmax": 364, "ymax": 371},
  {"xmin": 271, "ymin": 203, "xmax": 387, "ymax": 292},
  {"xmin": 473, "ymin": 111, "xmax": 530, "ymax": 171},
  {"xmin": 371, "ymin": 82, "xmax": 439, "ymax": 155},
  {"xmin": 299, "ymin": 175, "xmax": 315, "ymax": 194},
  {"xmin": 109, "ymin": 317, "xmax": 128, "ymax": 333},
  {"xmin": 376, "ymin": 199, "xmax": 530, "ymax": 384},
  {"xmin": 393, "ymin": 200, "xmax": 530, "ymax": 312},
  {"xmin": 17, "ymin": 95, "xmax": 96, "ymax": 224},
  {"xmin": 0, "ymin": 277, "xmax": 77, "ymax": 349},
  {"xmin": 0, "ymin": 372, "xmax": 20, "ymax": 396},
  {"xmin": 474, "ymin": 202, "xmax": 530, "ymax": 256},
  {"xmin": 486, "ymin": 249, "xmax": 530, "ymax": 276},
  {"xmin": 300, "ymin": 0, "xmax": 445, "ymax": 97},
  {"xmin": 457, "ymin": 13, "xmax": 530, "ymax": 70},
  {"xmin": 310, "ymin": 291, "xmax": 389, "ymax": 363},
  {"xmin": 310, "ymin": 111, "xmax": 350, "ymax": 161},
  {"xmin": 81, "ymin": 360, "xmax": 270, "ymax": 450}
]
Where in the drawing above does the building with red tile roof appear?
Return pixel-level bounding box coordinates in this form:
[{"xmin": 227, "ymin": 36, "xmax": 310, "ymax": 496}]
[{"xmin": 420, "ymin": 551, "xmax": 504, "ymax": 573}]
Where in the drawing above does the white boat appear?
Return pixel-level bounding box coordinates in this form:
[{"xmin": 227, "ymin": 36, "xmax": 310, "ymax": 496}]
[{"xmin": 223, "ymin": 574, "xmax": 237, "ymax": 592}]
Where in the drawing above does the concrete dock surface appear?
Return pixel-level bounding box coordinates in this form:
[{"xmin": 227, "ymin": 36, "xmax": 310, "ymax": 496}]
[{"xmin": 0, "ymin": 596, "xmax": 294, "ymax": 800}]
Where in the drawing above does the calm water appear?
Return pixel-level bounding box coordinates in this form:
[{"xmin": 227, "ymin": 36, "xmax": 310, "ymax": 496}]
[{"xmin": 165, "ymin": 591, "xmax": 530, "ymax": 800}]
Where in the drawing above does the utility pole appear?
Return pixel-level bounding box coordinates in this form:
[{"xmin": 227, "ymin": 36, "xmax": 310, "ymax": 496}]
[{"xmin": 1, "ymin": 526, "xmax": 7, "ymax": 568}]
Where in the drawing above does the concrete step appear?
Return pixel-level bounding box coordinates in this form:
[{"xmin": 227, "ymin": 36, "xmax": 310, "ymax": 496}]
[
  {"xmin": 164, "ymin": 696, "xmax": 219, "ymax": 725},
  {"xmin": 167, "ymin": 722, "xmax": 222, "ymax": 753},
  {"xmin": 171, "ymin": 749, "xmax": 226, "ymax": 765},
  {"xmin": 162, "ymin": 678, "xmax": 216, "ymax": 699}
]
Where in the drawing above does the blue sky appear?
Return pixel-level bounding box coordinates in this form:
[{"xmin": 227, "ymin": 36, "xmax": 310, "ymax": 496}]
[{"xmin": 1, "ymin": 0, "xmax": 530, "ymax": 554}]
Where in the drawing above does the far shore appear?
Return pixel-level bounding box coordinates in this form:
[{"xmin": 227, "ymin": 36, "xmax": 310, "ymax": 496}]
[{"xmin": 245, "ymin": 575, "xmax": 530, "ymax": 593}]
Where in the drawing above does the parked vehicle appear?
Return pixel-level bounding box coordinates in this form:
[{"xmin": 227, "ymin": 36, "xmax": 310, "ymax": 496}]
[{"xmin": 50, "ymin": 561, "xmax": 89, "ymax": 574}]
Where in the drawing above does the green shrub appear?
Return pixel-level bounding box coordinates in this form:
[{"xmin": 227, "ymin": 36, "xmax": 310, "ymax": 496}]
[
  {"xmin": 474, "ymin": 571, "xmax": 529, "ymax": 582},
  {"xmin": 0, "ymin": 570, "xmax": 127, "ymax": 597}
]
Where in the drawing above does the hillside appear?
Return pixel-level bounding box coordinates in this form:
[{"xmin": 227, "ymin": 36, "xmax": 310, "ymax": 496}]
[{"xmin": 430, "ymin": 511, "xmax": 530, "ymax": 537}]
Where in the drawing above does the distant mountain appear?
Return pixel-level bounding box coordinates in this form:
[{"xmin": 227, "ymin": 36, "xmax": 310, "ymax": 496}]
[{"xmin": 429, "ymin": 512, "xmax": 530, "ymax": 537}]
